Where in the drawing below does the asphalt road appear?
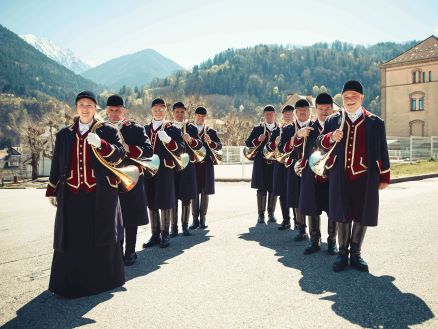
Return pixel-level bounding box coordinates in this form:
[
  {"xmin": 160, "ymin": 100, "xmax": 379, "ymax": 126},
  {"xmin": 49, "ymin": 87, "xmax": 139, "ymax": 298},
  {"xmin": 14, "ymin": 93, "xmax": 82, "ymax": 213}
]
[{"xmin": 0, "ymin": 179, "xmax": 437, "ymax": 328}]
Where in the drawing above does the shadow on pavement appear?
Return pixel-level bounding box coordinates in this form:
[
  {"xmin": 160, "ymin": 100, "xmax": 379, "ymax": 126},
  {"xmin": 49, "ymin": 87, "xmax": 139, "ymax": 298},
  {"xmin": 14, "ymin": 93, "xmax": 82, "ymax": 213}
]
[
  {"xmin": 2, "ymin": 229, "xmax": 210, "ymax": 329},
  {"xmin": 240, "ymin": 223, "xmax": 434, "ymax": 329}
]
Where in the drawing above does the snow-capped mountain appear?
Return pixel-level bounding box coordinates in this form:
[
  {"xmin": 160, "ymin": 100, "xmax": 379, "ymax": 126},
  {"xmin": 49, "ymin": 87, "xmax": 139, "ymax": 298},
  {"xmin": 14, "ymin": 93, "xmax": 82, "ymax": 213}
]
[{"xmin": 20, "ymin": 34, "xmax": 92, "ymax": 73}]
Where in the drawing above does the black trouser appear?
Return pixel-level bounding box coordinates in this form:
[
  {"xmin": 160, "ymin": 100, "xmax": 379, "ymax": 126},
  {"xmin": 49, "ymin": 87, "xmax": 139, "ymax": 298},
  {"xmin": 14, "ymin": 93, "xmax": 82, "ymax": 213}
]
[{"xmin": 123, "ymin": 226, "xmax": 138, "ymax": 255}]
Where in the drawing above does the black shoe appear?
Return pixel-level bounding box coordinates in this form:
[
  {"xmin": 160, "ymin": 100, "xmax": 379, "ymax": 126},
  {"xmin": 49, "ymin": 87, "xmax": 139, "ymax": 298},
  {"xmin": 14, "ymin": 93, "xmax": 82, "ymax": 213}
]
[
  {"xmin": 333, "ymin": 251, "xmax": 349, "ymax": 272},
  {"xmin": 278, "ymin": 220, "xmax": 291, "ymax": 230},
  {"xmin": 257, "ymin": 213, "xmax": 265, "ymax": 224},
  {"xmin": 142, "ymin": 235, "xmax": 160, "ymax": 248},
  {"xmin": 294, "ymin": 226, "xmax": 309, "ymax": 241},
  {"xmin": 304, "ymin": 242, "xmax": 320, "ymax": 255},
  {"xmin": 267, "ymin": 213, "xmax": 277, "ymax": 223},
  {"xmin": 350, "ymin": 254, "xmax": 369, "ymax": 272},
  {"xmin": 182, "ymin": 226, "xmax": 191, "ymax": 236},
  {"xmin": 293, "ymin": 221, "xmax": 299, "ymax": 230},
  {"xmin": 189, "ymin": 219, "xmax": 199, "ymax": 230},
  {"xmin": 170, "ymin": 225, "xmax": 178, "ymax": 238},
  {"xmin": 160, "ymin": 234, "xmax": 170, "ymax": 248},
  {"xmin": 124, "ymin": 252, "xmax": 137, "ymax": 266},
  {"xmin": 199, "ymin": 223, "xmax": 208, "ymax": 229},
  {"xmin": 327, "ymin": 240, "xmax": 338, "ymax": 255}
]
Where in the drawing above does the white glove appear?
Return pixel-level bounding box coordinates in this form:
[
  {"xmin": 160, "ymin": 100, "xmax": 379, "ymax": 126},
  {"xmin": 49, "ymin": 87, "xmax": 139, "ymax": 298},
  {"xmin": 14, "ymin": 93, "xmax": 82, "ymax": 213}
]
[
  {"xmin": 86, "ymin": 133, "xmax": 102, "ymax": 148},
  {"xmin": 157, "ymin": 131, "xmax": 171, "ymax": 144},
  {"xmin": 48, "ymin": 196, "xmax": 57, "ymax": 207}
]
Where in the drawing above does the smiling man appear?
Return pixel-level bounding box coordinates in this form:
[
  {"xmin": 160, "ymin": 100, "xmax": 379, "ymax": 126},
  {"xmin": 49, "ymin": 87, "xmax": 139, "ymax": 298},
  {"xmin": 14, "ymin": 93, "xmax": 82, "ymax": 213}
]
[{"xmin": 317, "ymin": 80, "xmax": 390, "ymax": 273}]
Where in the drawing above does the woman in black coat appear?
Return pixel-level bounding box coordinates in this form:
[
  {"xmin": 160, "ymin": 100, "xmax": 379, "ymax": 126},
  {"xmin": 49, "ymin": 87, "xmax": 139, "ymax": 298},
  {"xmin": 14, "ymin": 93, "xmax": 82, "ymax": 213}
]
[{"xmin": 45, "ymin": 91, "xmax": 126, "ymax": 298}]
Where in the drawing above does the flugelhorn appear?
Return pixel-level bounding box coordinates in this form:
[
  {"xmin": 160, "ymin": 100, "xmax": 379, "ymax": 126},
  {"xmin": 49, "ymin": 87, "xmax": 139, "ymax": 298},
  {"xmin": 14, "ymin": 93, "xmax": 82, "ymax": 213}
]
[
  {"xmin": 183, "ymin": 121, "xmax": 206, "ymax": 163},
  {"xmin": 293, "ymin": 111, "xmax": 312, "ymax": 176},
  {"xmin": 309, "ymin": 109, "xmax": 346, "ymax": 177},
  {"xmin": 90, "ymin": 120, "xmax": 140, "ymax": 192},
  {"xmin": 160, "ymin": 121, "xmax": 190, "ymax": 171},
  {"xmin": 128, "ymin": 154, "xmax": 160, "ymax": 178},
  {"xmin": 205, "ymin": 126, "xmax": 222, "ymax": 165},
  {"xmin": 243, "ymin": 120, "xmax": 266, "ymax": 161},
  {"xmin": 262, "ymin": 123, "xmax": 278, "ymax": 161}
]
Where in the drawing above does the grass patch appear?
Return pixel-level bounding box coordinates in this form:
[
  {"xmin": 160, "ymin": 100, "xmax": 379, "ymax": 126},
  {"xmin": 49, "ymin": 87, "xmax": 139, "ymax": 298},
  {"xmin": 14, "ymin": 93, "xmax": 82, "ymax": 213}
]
[{"xmin": 391, "ymin": 159, "xmax": 438, "ymax": 178}]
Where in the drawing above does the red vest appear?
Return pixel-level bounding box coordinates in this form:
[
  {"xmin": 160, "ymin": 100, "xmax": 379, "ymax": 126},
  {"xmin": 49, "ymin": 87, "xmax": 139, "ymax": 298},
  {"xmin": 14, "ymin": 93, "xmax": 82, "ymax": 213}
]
[
  {"xmin": 344, "ymin": 115, "xmax": 368, "ymax": 181},
  {"xmin": 66, "ymin": 130, "xmax": 96, "ymax": 193}
]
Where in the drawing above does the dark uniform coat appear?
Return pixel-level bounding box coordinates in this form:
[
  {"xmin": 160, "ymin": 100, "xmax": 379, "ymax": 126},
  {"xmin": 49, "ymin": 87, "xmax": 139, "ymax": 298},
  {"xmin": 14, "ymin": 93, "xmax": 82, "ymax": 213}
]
[
  {"xmin": 266, "ymin": 124, "xmax": 289, "ymax": 197},
  {"xmin": 245, "ymin": 123, "xmax": 277, "ymax": 192},
  {"xmin": 196, "ymin": 125, "xmax": 222, "ymax": 195},
  {"xmin": 316, "ymin": 109, "xmax": 390, "ymax": 226},
  {"xmin": 298, "ymin": 120, "xmax": 329, "ymax": 217},
  {"xmin": 144, "ymin": 121, "xmax": 185, "ymax": 210},
  {"xmin": 175, "ymin": 122, "xmax": 203, "ymax": 201},
  {"xmin": 117, "ymin": 119, "xmax": 153, "ymax": 227}
]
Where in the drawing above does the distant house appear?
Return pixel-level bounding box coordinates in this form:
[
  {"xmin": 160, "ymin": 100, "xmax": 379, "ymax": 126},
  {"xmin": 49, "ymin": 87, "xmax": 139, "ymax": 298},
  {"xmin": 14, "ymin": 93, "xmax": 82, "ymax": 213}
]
[
  {"xmin": 0, "ymin": 147, "xmax": 26, "ymax": 180},
  {"xmin": 380, "ymin": 35, "xmax": 438, "ymax": 137},
  {"xmin": 285, "ymin": 93, "xmax": 341, "ymax": 117}
]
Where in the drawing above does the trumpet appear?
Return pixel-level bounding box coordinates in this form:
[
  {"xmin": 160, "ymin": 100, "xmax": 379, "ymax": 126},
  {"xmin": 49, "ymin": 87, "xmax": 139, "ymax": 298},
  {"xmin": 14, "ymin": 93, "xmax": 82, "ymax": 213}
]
[
  {"xmin": 182, "ymin": 121, "xmax": 206, "ymax": 163},
  {"xmin": 309, "ymin": 109, "xmax": 346, "ymax": 177},
  {"xmin": 205, "ymin": 126, "xmax": 222, "ymax": 165},
  {"xmin": 161, "ymin": 121, "xmax": 189, "ymax": 172},
  {"xmin": 243, "ymin": 120, "xmax": 266, "ymax": 161},
  {"xmin": 90, "ymin": 120, "xmax": 140, "ymax": 192}
]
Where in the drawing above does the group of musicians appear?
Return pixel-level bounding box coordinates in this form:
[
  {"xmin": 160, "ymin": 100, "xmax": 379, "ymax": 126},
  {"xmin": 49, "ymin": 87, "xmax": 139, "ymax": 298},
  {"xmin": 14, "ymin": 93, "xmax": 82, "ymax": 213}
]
[
  {"xmin": 45, "ymin": 92, "xmax": 221, "ymax": 298},
  {"xmin": 45, "ymin": 79, "xmax": 390, "ymax": 299},
  {"xmin": 245, "ymin": 80, "xmax": 390, "ymax": 274}
]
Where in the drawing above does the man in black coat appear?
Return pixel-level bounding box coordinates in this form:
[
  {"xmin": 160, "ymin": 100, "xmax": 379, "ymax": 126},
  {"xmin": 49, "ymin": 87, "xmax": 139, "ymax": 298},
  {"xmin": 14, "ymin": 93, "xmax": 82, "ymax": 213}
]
[
  {"xmin": 143, "ymin": 98, "xmax": 185, "ymax": 248},
  {"xmin": 171, "ymin": 102, "xmax": 204, "ymax": 236},
  {"xmin": 265, "ymin": 105, "xmax": 294, "ymax": 230},
  {"xmin": 189, "ymin": 106, "xmax": 222, "ymax": 229},
  {"xmin": 295, "ymin": 93, "xmax": 337, "ymax": 255},
  {"xmin": 106, "ymin": 94, "xmax": 153, "ymax": 266},
  {"xmin": 245, "ymin": 105, "xmax": 278, "ymax": 224},
  {"xmin": 278, "ymin": 99, "xmax": 312, "ymax": 241},
  {"xmin": 46, "ymin": 91, "xmax": 125, "ymax": 298},
  {"xmin": 317, "ymin": 80, "xmax": 390, "ymax": 272}
]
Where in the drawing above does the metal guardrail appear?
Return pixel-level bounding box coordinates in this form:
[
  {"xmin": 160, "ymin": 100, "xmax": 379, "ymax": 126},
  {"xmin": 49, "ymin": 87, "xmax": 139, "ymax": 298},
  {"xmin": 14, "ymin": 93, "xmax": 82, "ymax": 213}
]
[{"xmin": 220, "ymin": 137, "xmax": 438, "ymax": 165}]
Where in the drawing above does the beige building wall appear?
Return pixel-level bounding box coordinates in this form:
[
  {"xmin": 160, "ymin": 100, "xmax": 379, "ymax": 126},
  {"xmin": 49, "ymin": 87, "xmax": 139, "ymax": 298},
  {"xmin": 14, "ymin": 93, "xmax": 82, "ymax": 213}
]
[{"xmin": 382, "ymin": 61, "xmax": 438, "ymax": 137}]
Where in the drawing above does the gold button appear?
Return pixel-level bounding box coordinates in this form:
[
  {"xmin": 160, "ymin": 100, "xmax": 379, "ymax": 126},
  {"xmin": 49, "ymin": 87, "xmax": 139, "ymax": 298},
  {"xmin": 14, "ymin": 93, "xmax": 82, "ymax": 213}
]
[
  {"xmin": 347, "ymin": 166, "xmax": 350, "ymax": 168},
  {"xmin": 80, "ymin": 167, "xmax": 83, "ymax": 170},
  {"xmin": 80, "ymin": 159, "xmax": 83, "ymax": 162},
  {"xmin": 80, "ymin": 174, "xmax": 83, "ymax": 177},
  {"xmin": 347, "ymin": 158, "xmax": 350, "ymax": 161}
]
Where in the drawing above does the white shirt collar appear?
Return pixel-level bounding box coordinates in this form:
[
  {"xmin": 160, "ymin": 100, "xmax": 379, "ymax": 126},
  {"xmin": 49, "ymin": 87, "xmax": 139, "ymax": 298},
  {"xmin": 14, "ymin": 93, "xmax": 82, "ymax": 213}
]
[
  {"xmin": 297, "ymin": 119, "xmax": 310, "ymax": 127},
  {"xmin": 317, "ymin": 119, "xmax": 325, "ymax": 129},
  {"xmin": 196, "ymin": 124, "xmax": 204, "ymax": 133},
  {"xmin": 152, "ymin": 119, "xmax": 163, "ymax": 130},
  {"xmin": 265, "ymin": 122, "xmax": 276, "ymax": 131},
  {"xmin": 78, "ymin": 120, "xmax": 92, "ymax": 135},
  {"xmin": 173, "ymin": 121, "xmax": 184, "ymax": 129},
  {"xmin": 346, "ymin": 106, "xmax": 363, "ymax": 123}
]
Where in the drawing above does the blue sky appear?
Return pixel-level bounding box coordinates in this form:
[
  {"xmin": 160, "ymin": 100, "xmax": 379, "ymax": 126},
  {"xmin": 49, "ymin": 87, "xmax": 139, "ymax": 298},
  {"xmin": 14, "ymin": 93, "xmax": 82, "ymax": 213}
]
[{"xmin": 1, "ymin": 0, "xmax": 437, "ymax": 68}]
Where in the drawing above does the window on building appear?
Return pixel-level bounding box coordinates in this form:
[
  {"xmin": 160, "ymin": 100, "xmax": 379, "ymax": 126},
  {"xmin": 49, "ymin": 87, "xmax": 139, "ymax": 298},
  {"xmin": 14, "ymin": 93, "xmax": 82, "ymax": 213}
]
[
  {"xmin": 422, "ymin": 72, "xmax": 426, "ymax": 83},
  {"xmin": 419, "ymin": 97, "xmax": 424, "ymax": 111},
  {"xmin": 411, "ymin": 98, "xmax": 416, "ymax": 111},
  {"xmin": 430, "ymin": 71, "xmax": 433, "ymax": 82},
  {"xmin": 412, "ymin": 71, "xmax": 416, "ymax": 83}
]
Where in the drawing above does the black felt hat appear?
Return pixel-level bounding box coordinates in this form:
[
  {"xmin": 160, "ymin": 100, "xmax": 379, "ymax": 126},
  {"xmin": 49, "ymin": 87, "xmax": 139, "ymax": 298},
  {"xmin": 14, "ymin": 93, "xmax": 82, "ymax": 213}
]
[
  {"xmin": 295, "ymin": 99, "xmax": 310, "ymax": 108},
  {"xmin": 173, "ymin": 102, "xmax": 186, "ymax": 110},
  {"xmin": 151, "ymin": 98, "xmax": 166, "ymax": 107},
  {"xmin": 342, "ymin": 80, "xmax": 363, "ymax": 94},
  {"xmin": 195, "ymin": 106, "xmax": 207, "ymax": 115},
  {"xmin": 106, "ymin": 94, "xmax": 125, "ymax": 107},
  {"xmin": 282, "ymin": 105, "xmax": 294, "ymax": 113},
  {"xmin": 263, "ymin": 105, "xmax": 275, "ymax": 112},
  {"xmin": 315, "ymin": 93, "xmax": 333, "ymax": 105},
  {"xmin": 75, "ymin": 91, "xmax": 97, "ymax": 104}
]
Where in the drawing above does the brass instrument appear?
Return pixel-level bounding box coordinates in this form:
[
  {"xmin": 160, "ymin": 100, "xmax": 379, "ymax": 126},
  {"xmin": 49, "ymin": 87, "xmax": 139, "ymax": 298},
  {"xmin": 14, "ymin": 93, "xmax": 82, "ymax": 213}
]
[
  {"xmin": 160, "ymin": 121, "xmax": 190, "ymax": 172},
  {"xmin": 128, "ymin": 154, "xmax": 160, "ymax": 178},
  {"xmin": 90, "ymin": 120, "xmax": 140, "ymax": 192},
  {"xmin": 112, "ymin": 119, "xmax": 160, "ymax": 178},
  {"xmin": 309, "ymin": 109, "xmax": 346, "ymax": 177},
  {"xmin": 243, "ymin": 120, "xmax": 266, "ymax": 161},
  {"xmin": 205, "ymin": 126, "xmax": 223, "ymax": 165},
  {"xmin": 182, "ymin": 121, "xmax": 206, "ymax": 163},
  {"xmin": 293, "ymin": 110, "xmax": 313, "ymax": 176},
  {"xmin": 262, "ymin": 122, "xmax": 280, "ymax": 160}
]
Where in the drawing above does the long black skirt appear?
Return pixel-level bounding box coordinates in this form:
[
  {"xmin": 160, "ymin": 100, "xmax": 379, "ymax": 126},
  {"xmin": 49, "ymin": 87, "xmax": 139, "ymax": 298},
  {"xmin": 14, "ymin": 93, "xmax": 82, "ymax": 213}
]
[{"xmin": 49, "ymin": 191, "xmax": 125, "ymax": 298}]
